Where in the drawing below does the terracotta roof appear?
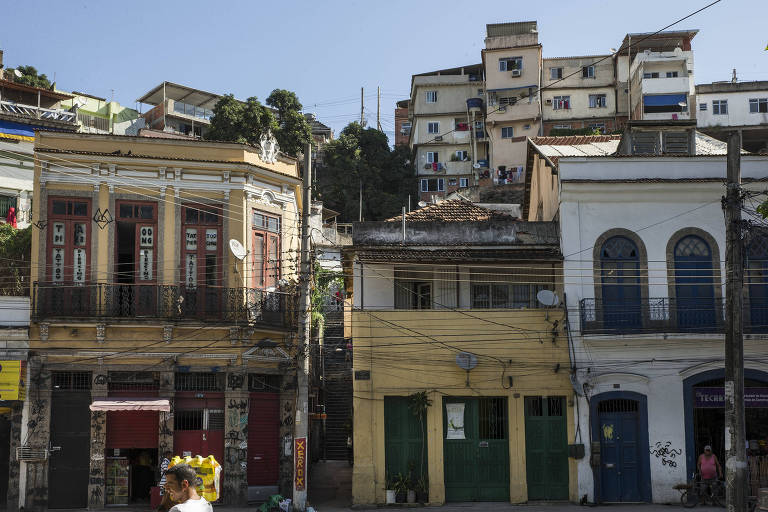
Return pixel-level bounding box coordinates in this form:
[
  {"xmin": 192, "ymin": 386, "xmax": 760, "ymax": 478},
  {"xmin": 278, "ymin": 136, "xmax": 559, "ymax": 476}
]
[
  {"xmin": 386, "ymin": 199, "xmax": 508, "ymax": 222},
  {"xmin": 532, "ymin": 135, "xmax": 622, "ymax": 146}
]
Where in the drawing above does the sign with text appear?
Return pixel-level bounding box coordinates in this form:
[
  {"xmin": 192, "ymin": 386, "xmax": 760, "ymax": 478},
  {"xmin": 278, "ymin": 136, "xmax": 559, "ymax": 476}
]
[
  {"xmin": 294, "ymin": 437, "xmax": 307, "ymax": 491},
  {"xmin": 0, "ymin": 360, "xmax": 26, "ymax": 401},
  {"xmin": 694, "ymin": 387, "xmax": 768, "ymax": 408}
]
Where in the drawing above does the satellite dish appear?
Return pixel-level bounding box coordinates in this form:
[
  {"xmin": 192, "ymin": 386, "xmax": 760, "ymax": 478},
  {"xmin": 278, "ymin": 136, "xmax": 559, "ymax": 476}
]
[
  {"xmin": 417, "ymin": 201, "xmax": 427, "ymax": 207},
  {"xmin": 229, "ymin": 239, "xmax": 247, "ymax": 261},
  {"xmin": 473, "ymin": 163, "xmax": 481, "ymax": 169},
  {"xmin": 536, "ymin": 289, "xmax": 560, "ymax": 307},
  {"xmin": 13, "ymin": 69, "xmax": 22, "ymax": 78},
  {"xmin": 455, "ymin": 352, "xmax": 478, "ymax": 371},
  {"xmin": 74, "ymin": 96, "xmax": 88, "ymax": 108}
]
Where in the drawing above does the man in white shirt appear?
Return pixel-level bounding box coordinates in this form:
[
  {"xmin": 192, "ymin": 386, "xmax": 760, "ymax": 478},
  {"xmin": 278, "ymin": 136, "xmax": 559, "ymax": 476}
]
[{"xmin": 157, "ymin": 464, "xmax": 212, "ymax": 512}]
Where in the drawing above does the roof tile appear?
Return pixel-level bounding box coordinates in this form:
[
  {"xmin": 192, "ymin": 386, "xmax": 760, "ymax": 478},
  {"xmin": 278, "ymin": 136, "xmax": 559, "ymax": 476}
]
[{"xmin": 385, "ymin": 199, "xmax": 508, "ymax": 222}]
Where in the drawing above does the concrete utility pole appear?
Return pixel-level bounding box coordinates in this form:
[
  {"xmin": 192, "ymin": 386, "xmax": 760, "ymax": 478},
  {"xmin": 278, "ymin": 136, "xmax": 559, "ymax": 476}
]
[
  {"xmin": 377, "ymin": 86, "xmax": 381, "ymax": 131},
  {"xmin": 360, "ymin": 87, "xmax": 364, "ymax": 126},
  {"xmin": 723, "ymin": 130, "xmax": 746, "ymax": 512},
  {"xmin": 293, "ymin": 142, "xmax": 313, "ymax": 511}
]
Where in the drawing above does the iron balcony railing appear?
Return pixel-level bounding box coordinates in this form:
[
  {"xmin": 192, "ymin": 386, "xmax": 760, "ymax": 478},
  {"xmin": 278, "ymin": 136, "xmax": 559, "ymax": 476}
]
[
  {"xmin": 575, "ymin": 297, "xmax": 768, "ymax": 335},
  {"xmin": 32, "ymin": 282, "xmax": 292, "ymax": 329}
]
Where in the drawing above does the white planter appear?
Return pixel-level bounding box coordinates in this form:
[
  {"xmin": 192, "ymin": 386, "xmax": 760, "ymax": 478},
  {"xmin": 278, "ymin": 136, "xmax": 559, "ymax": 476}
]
[
  {"xmin": 385, "ymin": 490, "xmax": 396, "ymax": 504},
  {"xmin": 407, "ymin": 490, "xmax": 416, "ymax": 503}
]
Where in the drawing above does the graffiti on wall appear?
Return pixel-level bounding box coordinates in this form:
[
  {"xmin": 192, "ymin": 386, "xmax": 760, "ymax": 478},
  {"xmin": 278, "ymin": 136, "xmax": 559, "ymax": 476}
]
[
  {"xmin": 650, "ymin": 440, "xmax": 682, "ymax": 467},
  {"xmin": 222, "ymin": 389, "xmax": 249, "ymax": 505}
]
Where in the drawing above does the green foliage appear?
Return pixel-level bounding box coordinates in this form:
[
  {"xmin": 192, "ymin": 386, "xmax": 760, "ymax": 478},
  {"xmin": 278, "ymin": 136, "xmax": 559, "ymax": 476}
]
[
  {"xmin": 204, "ymin": 89, "xmax": 311, "ymax": 158},
  {"xmin": 310, "ymin": 262, "xmax": 343, "ymax": 330},
  {"xmin": 0, "ymin": 225, "xmax": 31, "ymax": 296},
  {"xmin": 257, "ymin": 494, "xmax": 284, "ymax": 512},
  {"xmin": 316, "ymin": 123, "xmax": 415, "ymax": 221},
  {"xmin": 8, "ymin": 65, "xmax": 52, "ymax": 89},
  {"xmin": 757, "ymin": 201, "xmax": 768, "ymax": 219}
]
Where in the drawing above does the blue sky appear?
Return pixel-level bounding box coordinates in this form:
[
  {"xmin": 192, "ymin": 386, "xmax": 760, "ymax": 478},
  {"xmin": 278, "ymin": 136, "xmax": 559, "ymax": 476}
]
[{"xmin": 2, "ymin": 0, "xmax": 765, "ymax": 141}]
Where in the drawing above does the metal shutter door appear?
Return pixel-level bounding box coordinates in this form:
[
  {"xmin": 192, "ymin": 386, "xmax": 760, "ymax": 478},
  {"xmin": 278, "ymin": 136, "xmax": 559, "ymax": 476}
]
[
  {"xmin": 247, "ymin": 393, "xmax": 279, "ymax": 485},
  {"xmin": 107, "ymin": 411, "xmax": 159, "ymax": 449}
]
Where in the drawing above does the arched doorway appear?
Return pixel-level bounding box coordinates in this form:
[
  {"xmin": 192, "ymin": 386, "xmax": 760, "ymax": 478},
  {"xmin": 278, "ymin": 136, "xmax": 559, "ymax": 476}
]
[
  {"xmin": 600, "ymin": 236, "xmax": 642, "ymax": 330},
  {"xmin": 674, "ymin": 235, "xmax": 716, "ymax": 330},
  {"xmin": 683, "ymin": 369, "xmax": 768, "ymax": 486},
  {"xmin": 590, "ymin": 391, "xmax": 651, "ymax": 503}
]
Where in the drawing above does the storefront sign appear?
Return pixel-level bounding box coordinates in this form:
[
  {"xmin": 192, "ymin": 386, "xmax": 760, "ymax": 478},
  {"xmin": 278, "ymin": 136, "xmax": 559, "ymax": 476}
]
[
  {"xmin": 0, "ymin": 360, "xmax": 26, "ymax": 401},
  {"xmin": 294, "ymin": 437, "xmax": 307, "ymax": 491},
  {"xmin": 446, "ymin": 403, "xmax": 466, "ymax": 439},
  {"xmin": 694, "ymin": 387, "xmax": 768, "ymax": 408}
]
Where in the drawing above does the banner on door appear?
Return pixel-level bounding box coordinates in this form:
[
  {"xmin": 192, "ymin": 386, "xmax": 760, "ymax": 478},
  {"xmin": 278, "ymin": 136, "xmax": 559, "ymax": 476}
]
[{"xmin": 446, "ymin": 403, "xmax": 465, "ymax": 439}]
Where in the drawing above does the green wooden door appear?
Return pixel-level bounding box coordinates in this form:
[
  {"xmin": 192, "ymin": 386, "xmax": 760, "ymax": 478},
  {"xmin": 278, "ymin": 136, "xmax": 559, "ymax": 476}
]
[
  {"xmin": 385, "ymin": 397, "xmax": 427, "ymax": 483},
  {"xmin": 443, "ymin": 397, "xmax": 509, "ymax": 502},
  {"xmin": 524, "ymin": 396, "xmax": 569, "ymax": 500}
]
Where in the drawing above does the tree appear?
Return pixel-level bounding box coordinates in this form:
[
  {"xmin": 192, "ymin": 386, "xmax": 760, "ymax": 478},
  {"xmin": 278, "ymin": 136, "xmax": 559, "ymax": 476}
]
[
  {"xmin": 8, "ymin": 65, "xmax": 52, "ymax": 89},
  {"xmin": 205, "ymin": 89, "xmax": 311, "ymax": 158},
  {"xmin": 0, "ymin": 225, "xmax": 31, "ymax": 296},
  {"xmin": 315, "ymin": 122, "xmax": 415, "ymax": 221}
]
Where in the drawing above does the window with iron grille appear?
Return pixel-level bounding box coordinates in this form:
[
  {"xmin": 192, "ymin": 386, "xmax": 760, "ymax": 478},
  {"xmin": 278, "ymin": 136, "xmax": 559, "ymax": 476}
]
[
  {"xmin": 108, "ymin": 372, "xmax": 159, "ymax": 392},
  {"xmin": 0, "ymin": 195, "xmax": 17, "ymax": 219},
  {"xmin": 52, "ymin": 371, "xmax": 92, "ymax": 390},
  {"xmin": 175, "ymin": 410, "xmax": 204, "ymax": 430},
  {"xmin": 249, "ymin": 374, "xmax": 282, "ymax": 392},
  {"xmin": 207, "ymin": 409, "xmax": 225, "ymax": 430},
  {"xmin": 478, "ymin": 398, "xmax": 507, "ymax": 439},
  {"xmin": 598, "ymin": 399, "xmax": 639, "ymax": 413},
  {"xmin": 174, "ymin": 372, "xmax": 223, "ymax": 391}
]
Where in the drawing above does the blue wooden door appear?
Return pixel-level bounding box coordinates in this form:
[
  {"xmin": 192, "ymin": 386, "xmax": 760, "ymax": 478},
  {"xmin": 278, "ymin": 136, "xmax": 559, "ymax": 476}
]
[
  {"xmin": 748, "ymin": 235, "xmax": 768, "ymax": 332},
  {"xmin": 599, "ymin": 400, "xmax": 640, "ymax": 502},
  {"xmin": 674, "ymin": 236, "xmax": 715, "ymax": 330},
  {"xmin": 601, "ymin": 237, "xmax": 641, "ymax": 330}
]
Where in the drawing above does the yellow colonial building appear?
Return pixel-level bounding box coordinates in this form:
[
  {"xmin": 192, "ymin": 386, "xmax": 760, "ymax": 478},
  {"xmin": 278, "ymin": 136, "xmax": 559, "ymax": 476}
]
[
  {"xmin": 24, "ymin": 131, "xmax": 300, "ymax": 509},
  {"xmin": 345, "ymin": 200, "xmax": 577, "ymax": 505}
]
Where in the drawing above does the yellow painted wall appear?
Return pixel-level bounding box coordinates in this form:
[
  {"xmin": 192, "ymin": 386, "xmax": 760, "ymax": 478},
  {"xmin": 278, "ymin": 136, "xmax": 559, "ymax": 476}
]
[
  {"xmin": 526, "ymin": 153, "xmax": 560, "ymax": 222},
  {"xmin": 351, "ymin": 309, "xmax": 576, "ymax": 505}
]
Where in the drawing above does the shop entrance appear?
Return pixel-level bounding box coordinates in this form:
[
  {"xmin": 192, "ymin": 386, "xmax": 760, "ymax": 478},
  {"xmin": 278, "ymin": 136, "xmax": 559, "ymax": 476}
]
[
  {"xmin": 105, "ymin": 448, "xmax": 158, "ymax": 506},
  {"xmin": 692, "ymin": 378, "xmax": 768, "ymax": 478},
  {"xmin": 443, "ymin": 397, "xmax": 509, "ymax": 502}
]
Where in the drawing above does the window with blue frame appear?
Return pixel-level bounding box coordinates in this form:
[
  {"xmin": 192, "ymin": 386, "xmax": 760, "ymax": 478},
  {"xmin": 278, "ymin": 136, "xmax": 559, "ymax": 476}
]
[{"xmin": 643, "ymin": 94, "xmax": 687, "ymax": 113}]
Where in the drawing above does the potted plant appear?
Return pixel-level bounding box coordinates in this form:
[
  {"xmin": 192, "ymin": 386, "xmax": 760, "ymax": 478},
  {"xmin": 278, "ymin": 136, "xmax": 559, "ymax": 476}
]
[
  {"xmin": 408, "ymin": 391, "xmax": 433, "ymax": 490},
  {"xmin": 385, "ymin": 476, "xmax": 396, "ymax": 504},
  {"xmin": 393, "ymin": 473, "xmax": 408, "ymax": 503},
  {"xmin": 415, "ymin": 476, "xmax": 429, "ymax": 503}
]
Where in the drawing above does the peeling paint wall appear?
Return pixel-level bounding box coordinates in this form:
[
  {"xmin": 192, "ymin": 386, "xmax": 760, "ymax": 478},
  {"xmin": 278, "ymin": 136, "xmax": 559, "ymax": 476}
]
[
  {"xmin": 88, "ymin": 375, "xmax": 107, "ymax": 509},
  {"xmin": 279, "ymin": 374, "xmax": 296, "ymax": 496},
  {"xmin": 24, "ymin": 361, "xmax": 51, "ymax": 511},
  {"xmin": 7, "ymin": 402, "xmax": 23, "ymax": 511}
]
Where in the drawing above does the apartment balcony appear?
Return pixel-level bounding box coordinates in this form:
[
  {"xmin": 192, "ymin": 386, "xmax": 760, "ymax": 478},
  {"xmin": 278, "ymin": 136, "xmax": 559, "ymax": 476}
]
[
  {"xmin": 486, "ymin": 101, "xmax": 540, "ymax": 123},
  {"xmin": 576, "ymin": 297, "xmax": 768, "ymax": 335},
  {"xmin": 640, "ymin": 77, "xmax": 690, "ymax": 95},
  {"xmin": 0, "ymin": 100, "xmax": 77, "ymax": 124},
  {"xmin": 32, "ymin": 282, "xmax": 292, "ymax": 329}
]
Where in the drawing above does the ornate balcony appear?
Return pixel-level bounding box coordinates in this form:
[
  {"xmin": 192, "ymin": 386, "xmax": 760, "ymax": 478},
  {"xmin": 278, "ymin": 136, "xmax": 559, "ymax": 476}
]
[
  {"xmin": 578, "ymin": 297, "xmax": 768, "ymax": 335},
  {"xmin": 32, "ymin": 282, "xmax": 292, "ymax": 329},
  {"xmin": 0, "ymin": 100, "xmax": 77, "ymax": 123}
]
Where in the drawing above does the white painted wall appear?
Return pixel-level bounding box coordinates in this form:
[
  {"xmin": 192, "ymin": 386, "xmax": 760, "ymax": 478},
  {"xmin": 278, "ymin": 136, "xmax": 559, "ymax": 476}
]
[
  {"xmin": 697, "ymin": 89, "xmax": 768, "ymax": 128},
  {"xmin": 559, "ymin": 154, "xmax": 768, "ymax": 503}
]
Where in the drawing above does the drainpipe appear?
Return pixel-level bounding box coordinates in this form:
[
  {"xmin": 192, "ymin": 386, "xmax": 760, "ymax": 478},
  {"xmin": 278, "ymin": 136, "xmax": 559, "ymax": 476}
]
[{"xmin": 627, "ymin": 36, "xmax": 632, "ymax": 121}]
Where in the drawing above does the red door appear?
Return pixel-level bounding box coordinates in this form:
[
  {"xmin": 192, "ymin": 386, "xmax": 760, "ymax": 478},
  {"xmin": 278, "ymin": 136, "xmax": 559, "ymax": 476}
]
[
  {"xmin": 107, "ymin": 411, "xmax": 159, "ymax": 449},
  {"xmin": 247, "ymin": 393, "xmax": 280, "ymax": 485}
]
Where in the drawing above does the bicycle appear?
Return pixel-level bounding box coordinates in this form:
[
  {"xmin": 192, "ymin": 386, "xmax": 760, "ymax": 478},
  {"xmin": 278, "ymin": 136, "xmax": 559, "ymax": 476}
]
[{"xmin": 677, "ymin": 475, "xmax": 725, "ymax": 508}]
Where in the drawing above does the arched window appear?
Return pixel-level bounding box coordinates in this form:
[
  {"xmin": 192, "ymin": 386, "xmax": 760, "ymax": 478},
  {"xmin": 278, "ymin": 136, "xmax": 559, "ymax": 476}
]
[
  {"xmin": 601, "ymin": 236, "xmax": 641, "ymax": 329},
  {"xmin": 747, "ymin": 233, "xmax": 768, "ymax": 332},
  {"xmin": 674, "ymin": 235, "xmax": 716, "ymax": 330}
]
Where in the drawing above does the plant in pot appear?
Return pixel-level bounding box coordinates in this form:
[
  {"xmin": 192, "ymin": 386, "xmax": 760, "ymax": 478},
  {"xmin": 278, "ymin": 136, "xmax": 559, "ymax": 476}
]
[
  {"xmin": 415, "ymin": 476, "xmax": 429, "ymax": 503},
  {"xmin": 385, "ymin": 475, "xmax": 397, "ymax": 504},
  {"xmin": 408, "ymin": 391, "xmax": 433, "ymax": 493},
  {"xmin": 406, "ymin": 462, "xmax": 417, "ymax": 503},
  {"xmin": 393, "ymin": 473, "xmax": 409, "ymax": 503}
]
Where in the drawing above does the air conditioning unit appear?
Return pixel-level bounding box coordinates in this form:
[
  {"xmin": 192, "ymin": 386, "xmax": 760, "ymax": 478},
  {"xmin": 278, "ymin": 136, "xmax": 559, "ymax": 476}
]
[
  {"xmin": 16, "ymin": 446, "xmax": 49, "ymax": 462},
  {"xmin": 498, "ymin": 106, "xmax": 506, "ymax": 112},
  {"xmin": 510, "ymin": 69, "xmax": 522, "ymax": 77},
  {"xmin": 435, "ymin": 136, "xmax": 443, "ymax": 141},
  {"xmin": 545, "ymin": 99, "xmax": 552, "ymax": 105}
]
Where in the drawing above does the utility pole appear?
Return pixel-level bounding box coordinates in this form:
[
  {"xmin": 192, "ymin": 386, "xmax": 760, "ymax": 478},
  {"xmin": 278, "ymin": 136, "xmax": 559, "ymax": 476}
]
[
  {"xmin": 293, "ymin": 142, "xmax": 312, "ymax": 511},
  {"xmin": 360, "ymin": 87, "xmax": 364, "ymax": 126},
  {"xmin": 724, "ymin": 130, "xmax": 746, "ymax": 512},
  {"xmin": 377, "ymin": 86, "xmax": 381, "ymax": 131}
]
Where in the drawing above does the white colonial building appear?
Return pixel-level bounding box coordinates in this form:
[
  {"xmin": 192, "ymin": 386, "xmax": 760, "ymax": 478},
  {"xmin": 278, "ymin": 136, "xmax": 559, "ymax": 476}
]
[{"xmin": 525, "ymin": 120, "xmax": 768, "ymax": 504}]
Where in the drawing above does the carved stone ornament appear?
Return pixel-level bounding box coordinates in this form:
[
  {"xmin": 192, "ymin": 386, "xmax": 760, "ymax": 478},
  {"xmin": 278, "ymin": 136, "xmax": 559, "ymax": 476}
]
[
  {"xmin": 163, "ymin": 325, "xmax": 173, "ymax": 343},
  {"xmin": 258, "ymin": 133, "xmax": 280, "ymax": 164},
  {"xmin": 39, "ymin": 322, "xmax": 49, "ymax": 341},
  {"xmin": 96, "ymin": 324, "xmax": 106, "ymax": 343}
]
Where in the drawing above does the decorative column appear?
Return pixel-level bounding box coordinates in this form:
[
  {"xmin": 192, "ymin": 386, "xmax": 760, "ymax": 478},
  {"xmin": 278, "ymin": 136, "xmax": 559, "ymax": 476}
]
[
  {"xmin": 279, "ymin": 373, "xmax": 295, "ymax": 497},
  {"xmin": 87, "ymin": 373, "xmax": 107, "ymax": 509},
  {"xmin": 158, "ymin": 371, "xmax": 174, "ymax": 459},
  {"xmin": 24, "ymin": 360, "xmax": 51, "ymax": 512},
  {"xmin": 222, "ymin": 371, "xmax": 248, "ymax": 506}
]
